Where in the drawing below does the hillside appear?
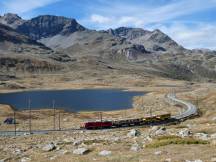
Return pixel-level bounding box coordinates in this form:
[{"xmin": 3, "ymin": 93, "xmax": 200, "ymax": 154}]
[{"xmin": 0, "ymin": 23, "xmax": 71, "ymax": 78}]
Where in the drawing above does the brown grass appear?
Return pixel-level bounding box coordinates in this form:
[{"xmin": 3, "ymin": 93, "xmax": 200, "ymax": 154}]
[{"xmin": 146, "ymin": 135, "xmax": 209, "ymax": 148}]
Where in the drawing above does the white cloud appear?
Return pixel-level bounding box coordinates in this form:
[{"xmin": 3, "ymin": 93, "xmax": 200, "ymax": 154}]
[
  {"xmin": 81, "ymin": 0, "xmax": 216, "ymax": 49},
  {"xmin": 1, "ymin": 0, "xmax": 61, "ymax": 15},
  {"xmin": 90, "ymin": 14, "xmax": 112, "ymax": 24},
  {"xmin": 155, "ymin": 22, "xmax": 216, "ymax": 50},
  {"xmin": 118, "ymin": 16, "xmax": 144, "ymax": 27},
  {"xmin": 84, "ymin": 0, "xmax": 216, "ymax": 27}
]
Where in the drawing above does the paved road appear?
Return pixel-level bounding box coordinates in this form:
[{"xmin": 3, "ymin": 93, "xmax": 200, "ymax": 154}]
[
  {"xmin": 167, "ymin": 93, "xmax": 198, "ymax": 120},
  {"xmin": 0, "ymin": 128, "xmax": 83, "ymax": 136}
]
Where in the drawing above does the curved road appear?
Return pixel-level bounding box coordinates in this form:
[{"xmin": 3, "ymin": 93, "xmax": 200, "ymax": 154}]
[{"xmin": 166, "ymin": 93, "xmax": 198, "ymax": 120}]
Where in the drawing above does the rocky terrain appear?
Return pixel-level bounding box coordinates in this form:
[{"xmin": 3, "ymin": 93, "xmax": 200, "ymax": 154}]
[{"xmin": 0, "ymin": 79, "xmax": 216, "ymax": 162}]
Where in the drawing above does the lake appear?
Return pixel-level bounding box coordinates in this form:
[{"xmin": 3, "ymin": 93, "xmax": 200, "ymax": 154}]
[{"xmin": 0, "ymin": 89, "xmax": 144, "ymax": 112}]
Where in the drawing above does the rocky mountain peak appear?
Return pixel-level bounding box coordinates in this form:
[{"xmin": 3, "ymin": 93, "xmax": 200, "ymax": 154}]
[
  {"xmin": 0, "ymin": 13, "xmax": 24, "ymax": 29},
  {"xmin": 149, "ymin": 29, "xmax": 172, "ymax": 44},
  {"xmin": 16, "ymin": 15, "xmax": 86, "ymax": 40},
  {"xmin": 108, "ymin": 27, "xmax": 149, "ymax": 40},
  {"xmin": 3, "ymin": 13, "xmax": 21, "ymax": 19}
]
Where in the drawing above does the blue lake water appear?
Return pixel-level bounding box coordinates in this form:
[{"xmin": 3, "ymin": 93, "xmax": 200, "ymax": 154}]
[{"xmin": 0, "ymin": 89, "xmax": 144, "ymax": 112}]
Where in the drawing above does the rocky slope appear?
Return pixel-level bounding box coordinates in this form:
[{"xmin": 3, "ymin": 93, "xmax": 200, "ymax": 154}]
[{"xmin": 0, "ymin": 23, "xmax": 71, "ymax": 77}]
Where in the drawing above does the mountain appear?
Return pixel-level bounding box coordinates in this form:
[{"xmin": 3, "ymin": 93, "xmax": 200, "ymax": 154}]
[
  {"xmin": 16, "ymin": 15, "xmax": 86, "ymax": 40},
  {"xmin": 1, "ymin": 14, "xmax": 184, "ymax": 55},
  {"xmin": 1, "ymin": 13, "xmax": 216, "ymax": 82},
  {"xmin": 0, "ymin": 13, "xmax": 25, "ymax": 29},
  {"xmin": 107, "ymin": 27, "xmax": 185, "ymax": 53}
]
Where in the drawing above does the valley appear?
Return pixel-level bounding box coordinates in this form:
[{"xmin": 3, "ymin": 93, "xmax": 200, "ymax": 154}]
[{"xmin": 0, "ymin": 12, "xmax": 216, "ymax": 162}]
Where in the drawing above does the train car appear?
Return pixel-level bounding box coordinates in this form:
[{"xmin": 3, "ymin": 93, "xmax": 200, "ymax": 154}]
[
  {"xmin": 156, "ymin": 113, "xmax": 171, "ymax": 120},
  {"xmin": 83, "ymin": 121, "xmax": 112, "ymax": 129},
  {"xmin": 143, "ymin": 113, "xmax": 171, "ymax": 124},
  {"xmin": 112, "ymin": 118, "xmax": 144, "ymax": 127}
]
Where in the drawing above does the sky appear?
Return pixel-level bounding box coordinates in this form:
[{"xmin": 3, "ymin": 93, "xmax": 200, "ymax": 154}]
[{"xmin": 0, "ymin": 0, "xmax": 216, "ymax": 50}]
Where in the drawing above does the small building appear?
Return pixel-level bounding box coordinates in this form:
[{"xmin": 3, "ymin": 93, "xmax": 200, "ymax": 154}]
[{"xmin": 4, "ymin": 118, "xmax": 16, "ymax": 124}]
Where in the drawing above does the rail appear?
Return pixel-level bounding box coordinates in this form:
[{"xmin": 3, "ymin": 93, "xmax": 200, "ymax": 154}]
[{"xmin": 166, "ymin": 93, "xmax": 198, "ymax": 120}]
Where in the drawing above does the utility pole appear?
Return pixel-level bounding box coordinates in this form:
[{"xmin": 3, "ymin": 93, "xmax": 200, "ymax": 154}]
[
  {"xmin": 150, "ymin": 106, "xmax": 152, "ymax": 117},
  {"xmin": 100, "ymin": 112, "xmax": 103, "ymax": 122},
  {"xmin": 196, "ymin": 96, "xmax": 199, "ymax": 108},
  {"xmin": 13, "ymin": 110, "xmax": 16, "ymax": 136},
  {"xmin": 142, "ymin": 97, "xmax": 144, "ymax": 111},
  {"xmin": 58, "ymin": 110, "xmax": 61, "ymax": 131},
  {"xmin": 53, "ymin": 100, "xmax": 56, "ymax": 130},
  {"xmin": 99, "ymin": 112, "xmax": 103, "ymax": 129},
  {"xmin": 28, "ymin": 99, "xmax": 32, "ymax": 134},
  {"xmin": 142, "ymin": 97, "xmax": 145, "ymax": 117}
]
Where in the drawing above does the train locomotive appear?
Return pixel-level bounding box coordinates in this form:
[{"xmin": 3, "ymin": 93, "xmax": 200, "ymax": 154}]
[{"xmin": 82, "ymin": 113, "xmax": 173, "ymax": 129}]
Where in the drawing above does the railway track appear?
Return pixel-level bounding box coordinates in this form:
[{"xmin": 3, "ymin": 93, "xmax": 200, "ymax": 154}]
[
  {"xmin": 0, "ymin": 93, "xmax": 198, "ymax": 136},
  {"xmin": 166, "ymin": 93, "xmax": 198, "ymax": 120}
]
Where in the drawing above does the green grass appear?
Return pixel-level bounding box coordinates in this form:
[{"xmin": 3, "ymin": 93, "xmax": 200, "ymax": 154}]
[{"xmin": 146, "ymin": 135, "xmax": 209, "ymax": 148}]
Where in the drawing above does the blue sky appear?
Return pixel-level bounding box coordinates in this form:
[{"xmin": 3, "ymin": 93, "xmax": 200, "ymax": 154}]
[{"xmin": 0, "ymin": 0, "xmax": 216, "ymax": 50}]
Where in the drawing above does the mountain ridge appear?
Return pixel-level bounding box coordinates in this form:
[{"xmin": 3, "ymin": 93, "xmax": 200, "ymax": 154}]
[
  {"xmin": 0, "ymin": 13, "xmax": 185, "ymax": 54},
  {"xmin": 1, "ymin": 13, "xmax": 216, "ymax": 82}
]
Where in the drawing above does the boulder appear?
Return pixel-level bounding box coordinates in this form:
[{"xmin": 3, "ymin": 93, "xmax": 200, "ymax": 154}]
[
  {"xmin": 63, "ymin": 118, "xmax": 68, "ymax": 122},
  {"xmin": 130, "ymin": 143, "xmax": 141, "ymax": 152},
  {"xmin": 98, "ymin": 150, "xmax": 112, "ymax": 156},
  {"xmin": 154, "ymin": 127, "xmax": 167, "ymax": 136},
  {"xmin": 57, "ymin": 149, "xmax": 68, "ymax": 155},
  {"xmin": 14, "ymin": 148, "xmax": 22, "ymax": 155},
  {"xmin": 154, "ymin": 151, "xmax": 162, "ymax": 155},
  {"xmin": 210, "ymin": 133, "xmax": 216, "ymax": 139},
  {"xmin": 212, "ymin": 117, "xmax": 216, "ymax": 122},
  {"xmin": 185, "ymin": 160, "xmax": 203, "ymax": 162},
  {"xmin": 50, "ymin": 156, "xmax": 57, "ymax": 160},
  {"xmin": 177, "ymin": 129, "xmax": 192, "ymax": 137},
  {"xmin": 194, "ymin": 133, "xmax": 209, "ymax": 140},
  {"xmin": 42, "ymin": 143, "xmax": 56, "ymax": 152},
  {"xmin": 144, "ymin": 136, "xmax": 153, "ymax": 142},
  {"xmin": 73, "ymin": 148, "xmax": 89, "ymax": 155},
  {"xmin": 73, "ymin": 140, "xmax": 83, "ymax": 146},
  {"xmin": 0, "ymin": 159, "xmax": 7, "ymax": 162},
  {"xmin": 20, "ymin": 157, "xmax": 31, "ymax": 162},
  {"xmin": 127, "ymin": 129, "xmax": 140, "ymax": 137},
  {"xmin": 211, "ymin": 140, "xmax": 216, "ymax": 146},
  {"xmin": 110, "ymin": 137, "xmax": 120, "ymax": 142},
  {"xmin": 62, "ymin": 138, "xmax": 74, "ymax": 144},
  {"xmin": 150, "ymin": 126, "xmax": 160, "ymax": 132},
  {"xmin": 164, "ymin": 158, "xmax": 172, "ymax": 162}
]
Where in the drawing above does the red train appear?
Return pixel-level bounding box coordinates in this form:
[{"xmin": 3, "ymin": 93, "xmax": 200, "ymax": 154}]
[
  {"xmin": 82, "ymin": 121, "xmax": 112, "ymax": 129},
  {"xmin": 82, "ymin": 113, "xmax": 172, "ymax": 129}
]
